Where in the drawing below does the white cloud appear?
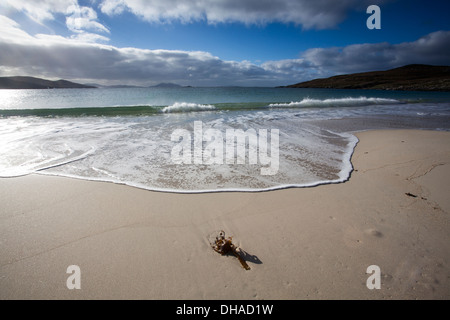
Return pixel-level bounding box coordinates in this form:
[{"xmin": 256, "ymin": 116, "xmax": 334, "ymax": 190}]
[
  {"xmin": 69, "ymin": 32, "xmax": 111, "ymax": 43},
  {"xmin": 99, "ymin": 0, "xmax": 384, "ymax": 29},
  {"xmin": 1, "ymin": 1, "xmax": 109, "ymax": 43},
  {"xmin": 99, "ymin": 0, "xmax": 128, "ymax": 16},
  {"xmin": 0, "ymin": 16, "xmax": 35, "ymax": 42},
  {"xmin": 66, "ymin": 4, "xmax": 110, "ymax": 34},
  {"xmin": 1, "ymin": 0, "xmax": 77, "ymax": 23}
]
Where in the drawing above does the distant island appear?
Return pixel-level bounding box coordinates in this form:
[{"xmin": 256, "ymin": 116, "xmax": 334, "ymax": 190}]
[
  {"xmin": 84, "ymin": 83, "xmax": 144, "ymax": 89},
  {"xmin": 150, "ymin": 82, "xmax": 182, "ymax": 88},
  {"xmin": 282, "ymin": 64, "xmax": 450, "ymax": 91},
  {"xmin": 0, "ymin": 76, "xmax": 96, "ymax": 89},
  {"xmin": 0, "ymin": 77, "xmax": 195, "ymax": 89}
]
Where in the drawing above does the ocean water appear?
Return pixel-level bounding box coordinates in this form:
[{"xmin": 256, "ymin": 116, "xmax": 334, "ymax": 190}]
[{"xmin": 1, "ymin": 87, "xmax": 450, "ymax": 193}]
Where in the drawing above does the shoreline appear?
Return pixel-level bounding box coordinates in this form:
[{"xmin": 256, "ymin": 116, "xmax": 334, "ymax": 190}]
[{"xmin": 1, "ymin": 129, "xmax": 449, "ymax": 299}]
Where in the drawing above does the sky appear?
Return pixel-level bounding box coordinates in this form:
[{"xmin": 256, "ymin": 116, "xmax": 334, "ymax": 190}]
[{"xmin": 0, "ymin": 0, "xmax": 449, "ymax": 87}]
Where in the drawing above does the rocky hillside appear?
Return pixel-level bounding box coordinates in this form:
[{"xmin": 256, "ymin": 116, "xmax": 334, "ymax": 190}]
[{"xmin": 284, "ymin": 65, "xmax": 450, "ymax": 91}]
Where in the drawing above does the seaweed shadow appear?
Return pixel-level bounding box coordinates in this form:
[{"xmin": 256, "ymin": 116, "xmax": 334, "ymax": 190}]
[{"xmin": 235, "ymin": 248, "xmax": 262, "ymax": 266}]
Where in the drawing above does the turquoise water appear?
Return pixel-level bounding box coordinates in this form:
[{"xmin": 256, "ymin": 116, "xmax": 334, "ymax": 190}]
[{"xmin": 1, "ymin": 87, "xmax": 449, "ymax": 192}]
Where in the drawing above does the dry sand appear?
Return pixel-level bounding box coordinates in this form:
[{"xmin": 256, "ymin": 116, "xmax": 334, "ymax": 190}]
[{"xmin": 0, "ymin": 129, "xmax": 449, "ymax": 300}]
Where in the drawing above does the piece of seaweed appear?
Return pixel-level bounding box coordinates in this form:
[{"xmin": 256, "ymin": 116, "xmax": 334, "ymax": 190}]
[
  {"xmin": 405, "ymin": 192, "xmax": 418, "ymax": 198},
  {"xmin": 211, "ymin": 231, "xmax": 250, "ymax": 270}
]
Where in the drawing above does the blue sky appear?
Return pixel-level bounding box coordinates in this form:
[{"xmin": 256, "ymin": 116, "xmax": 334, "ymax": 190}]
[{"xmin": 0, "ymin": 0, "xmax": 449, "ymax": 86}]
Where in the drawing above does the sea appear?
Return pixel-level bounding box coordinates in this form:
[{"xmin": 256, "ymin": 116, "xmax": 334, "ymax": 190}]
[{"xmin": 1, "ymin": 87, "xmax": 450, "ymax": 193}]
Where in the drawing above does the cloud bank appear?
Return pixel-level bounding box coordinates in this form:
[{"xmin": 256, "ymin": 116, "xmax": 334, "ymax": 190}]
[{"xmin": 302, "ymin": 30, "xmax": 450, "ymax": 76}]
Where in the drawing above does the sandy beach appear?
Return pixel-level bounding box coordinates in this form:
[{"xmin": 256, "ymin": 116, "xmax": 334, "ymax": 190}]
[{"xmin": 1, "ymin": 129, "xmax": 449, "ymax": 300}]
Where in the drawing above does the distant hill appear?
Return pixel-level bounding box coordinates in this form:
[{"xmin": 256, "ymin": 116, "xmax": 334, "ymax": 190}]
[
  {"xmin": 150, "ymin": 82, "xmax": 182, "ymax": 88},
  {"xmin": 0, "ymin": 76, "xmax": 96, "ymax": 89},
  {"xmin": 283, "ymin": 65, "xmax": 450, "ymax": 91},
  {"xmin": 103, "ymin": 84, "xmax": 145, "ymax": 88}
]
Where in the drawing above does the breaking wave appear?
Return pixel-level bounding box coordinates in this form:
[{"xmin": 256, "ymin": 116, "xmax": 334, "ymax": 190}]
[
  {"xmin": 161, "ymin": 102, "xmax": 216, "ymax": 113},
  {"xmin": 268, "ymin": 97, "xmax": 402, "ymax": 108}
]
